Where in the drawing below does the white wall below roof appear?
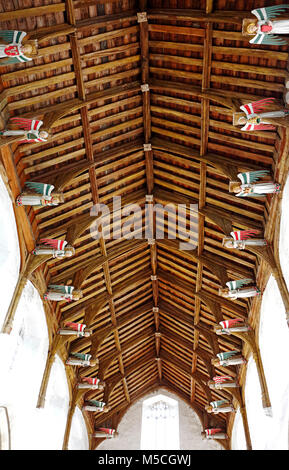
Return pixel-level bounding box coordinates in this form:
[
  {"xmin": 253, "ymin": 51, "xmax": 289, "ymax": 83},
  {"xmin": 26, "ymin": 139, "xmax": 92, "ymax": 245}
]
[
  {"xmin": 231, "ymin": 275, "xmax": 289, "ymax": 450},
  {"xmin": 97, "ymin": 388, "xmax": 222, "ymax": 451},
  {"xmin": 0, "ymin": 175, "xmax": 20, "ymax": 330},
  {"xmin": 0, "ymin": 176, "xmax": 89, "ymax": 450}
]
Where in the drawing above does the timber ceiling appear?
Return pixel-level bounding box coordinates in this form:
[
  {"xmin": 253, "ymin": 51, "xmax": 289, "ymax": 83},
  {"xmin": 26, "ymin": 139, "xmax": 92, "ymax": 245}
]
[{"xmin": 0, "ymin": 0, "xmax": 287, "ymax": 448}]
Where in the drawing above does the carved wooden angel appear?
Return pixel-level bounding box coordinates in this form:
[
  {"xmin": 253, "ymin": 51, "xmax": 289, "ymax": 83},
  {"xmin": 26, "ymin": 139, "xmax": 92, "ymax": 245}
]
[
  {"xmin": 66, "ymin": 352, "xmax": 99, "ymax": 367},
  {"xmin": 214, "ymin": 318, "xmax": 251, "ymax": 335},
  {"xmin": 234, "ymin": 98, "xmax": 289, "ymax": 132},
  {"xmin": 0, "ymin": 30, "xmax": 38, "ymax": 65},
  {"xmin": 93, "ymin": 428, "xmax": 118, "ymax": 438},
  {"xmin": 222, "ymin": 230, "xmax": 268, "ymax": 250},
  {"xmin": 219, "ymin": 278, "xmax": 261, "ymax": 300},
  {"xmin": 57, "ymin": 322, "xmax": 91, "ymax": 337},
  {"xmin": 242, "ymin": 5, "xmax": 289, "ymax": 45},
  {"xmin": 15, "ymin": 182, "xmax": 64, "ymax": 207},
  {"xmin": 77, "ymin": 377, "xmax": 105, "ymax": 390},
  {"xmin": 208, "ymin": 376, "xmax": 239, "ymax": 389},
  {"xmin": 82, "ymin": 400, "xmax": 110, "ymax": 413},
  {"xmin": 211, "ymin": 350, "xmax": 247, "ymax": 367},
  {"xmin": 229, "ymin": 171, "xmax": 281, "ymax": 197},
  {"xmin": 43, "ymin": 285, "xmax": 83, "ymax": 302},
  {"xmin": 0, "ymin": 118, "xmax": 49, "ymax": 143},
  {"xmin": 205, "ymin": 399, "xmax": 235, "ymax": 414},
  {"xmin": 202, "ymin": 428, "xmax": 228, "ymax": 440},
  {"xmin": 32, "ymin": 239, "xmax": 75, "ymax": 258}
]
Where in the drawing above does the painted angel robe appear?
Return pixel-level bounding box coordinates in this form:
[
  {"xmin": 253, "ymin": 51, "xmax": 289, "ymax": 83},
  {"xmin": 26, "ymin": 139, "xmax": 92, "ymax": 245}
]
[
  {"xmin": 218, "ymin": 318, "xmax": 250, "ymax": 334},
  {"xmin": 213, "ymin": 376, "xmax": 239, "ymax": 389},
  {"xmin": 0, "ymin": 30, "xmax": 33, "ymax": 63},
  {"xmin": 77, "ymin": 377, "xmax": 101, "ymax": 390},
  {"xmin": 83, "ymin": 400, "xmax": 106, "ymax": 412},
  {"xmin": 33, "ymin": 239, "xmax": 69, "ymax": 258},
  {"xmin": 44, "ymin": 285, "xmax": 75, "ymax": 302},
  {"xmin": 16, "ymin": 182, "xmax": 57, "ymax": 207},
  {"xmin": 66, "ymin": 353, "xmax": 93, "ymax": 367},
  {"xmin": 210, "ymin": 400, "xmax": 235, "ymax": 414},
  {"xmin": 205, "ymin": 428, "xmax": 227, "ymax": 439},
  {"xmin": 93, "ymin": 428, "xmax": 116, "ymax": 438},
  {"xmin": 57, "ymin": 322, "xmax": 87, "ymax": 336},
  {"xmin": 216, "ymin": 351, "xmax": 246, "ymax": 367}
]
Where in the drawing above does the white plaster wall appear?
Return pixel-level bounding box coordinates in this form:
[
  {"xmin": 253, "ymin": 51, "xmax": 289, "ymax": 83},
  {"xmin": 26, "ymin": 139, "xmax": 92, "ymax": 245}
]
[
  {"xmin": 97, "ymin": 388, "xmax": 222, "ymax": 451},
  {"xmin": 69, "ymin": 406, "xmax": 89, "ymax": 450},
  {"xmin": 0, "ymin": 177, "xmax": 89, "ymax": 449},
  {"xmin": 230, "ymin": 409, "xmax": 247, "ymax": 450},
  {"xmin": 0, "ymin": 176, "xmax": 20, "ymax": 330},
  {"xmin": 279, "ymin": 174, "xmax": 289, "ymax": 291}
]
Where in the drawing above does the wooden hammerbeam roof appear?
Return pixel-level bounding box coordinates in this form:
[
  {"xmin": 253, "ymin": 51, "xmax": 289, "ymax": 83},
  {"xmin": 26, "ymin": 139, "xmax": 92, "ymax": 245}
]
[{"xmin": 1, "ymin": 0, "xmax": 289, "ymax": 450}]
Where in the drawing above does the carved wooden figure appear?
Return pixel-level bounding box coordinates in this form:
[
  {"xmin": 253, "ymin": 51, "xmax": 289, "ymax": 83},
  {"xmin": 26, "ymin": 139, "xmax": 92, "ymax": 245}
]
[
  {"xmin": 0, "ymin": 118, "xmax": 49, "ymax": 142},
  {"xmin": 222, "ymin": 230, "xmax": 268, "ymax": 250},
  {"xmin": 219, "ymin": 279, "xmax": 261, "ymax": 300},
  {"xmin": 208, "ymin": 376, "xmax": 239, "ymax": 389},
  {"xmin": 44, "ymin": 285, "xmax": 82, "ymax": 302},
  {"xmin": 202, "ymin": 428, "xmax": 228, "ymax": 440},
  {"xmin": 93, "ymin": 428, "xmax": 118, "ymax": 439},
  {"xmin": 205, "ymin": 399, "xmax": 235, "ymax": 414},
  {"xmin": 234, "ymin": 98, "xmax": 289, "ymax": 131},
  {"xmin": 0, "ymin": 30, "xmax": 38, "ymax": 64},
  {"xmin": 242, "ymin": 5, "xmax": 289, "ymax": 45},
  {"xmin": 77, "ymin": 377, "xmax": 105, "ymax": 390},
  {"xmin": 66, "ymin": 353, "xmax": 98, "ymax": 367},
  {"xmin": 214, "ymin": 318, "xmax": 251, "ymax": 335},
  {"xmin": 211, "ymin": 350, "xmax": 247, "ymax": 367},
  {"xmin": 33, "ymin": 239, "xmax": 75, "ymax": 259},
  {"xmin": 229, "ymin": 171, "xmax": 281, "ymax": 198},
  {"xmin": 83, "ymin": 400, "xmax": 110, "ymax": 413},
  {"xmin": 15, "ymin": 182, "xmax": 64, "ymax": 207},
  {"xmin": 57, "ymin": 322, "xmax": 92, "ymax": 338}
]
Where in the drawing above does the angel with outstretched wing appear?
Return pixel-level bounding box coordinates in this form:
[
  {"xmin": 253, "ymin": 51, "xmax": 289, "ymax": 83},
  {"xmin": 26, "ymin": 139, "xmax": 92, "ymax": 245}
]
[
  {"xmin": 236, "ymin": 98, "xmax": 289, "ymax": 131},
  {"xmin": 242, "ymin": 4, "xmax": 289, "ymax": 45},
  {"xmin": 43, "ymin": 284, "xmax": 82, "ymax": 302},
  {"xmin": 66, "ymin": 352, "xmax": 98, "ymax": 367},
  {"xmin": 32, "ymin": 239, "xmax": 75, "ymax": 258},
  {"xmin": 0, "ymin": 118, "xmax": 49, "ymax": 143},
  {"xmin": 206, "ymin": 399, "xmax": 235, "ymax": 414},
  {"xmin": 214, "ymin": 318, "xmax": 251, "ymax": 335},
  {"xmin": 219, "ymin": 278, "xmax": 261, "ymax": 300},
  {"xmin": 212, "ymin": 350, "xmax": 247, "ymax": 367},
  {"xmin": 0, "ymin": 30, "xmax": 38, "ymax": 65},
  {"xmin": 15, "ymin": 181, "xmax": 65, "ymax": 207},
  {"xmin": 222, "ymin": 230, "xmax": 268, "ymax": 250},
  {"xmin": 229, "ymin": 170, "xmax": 281, "ymax": 197}
]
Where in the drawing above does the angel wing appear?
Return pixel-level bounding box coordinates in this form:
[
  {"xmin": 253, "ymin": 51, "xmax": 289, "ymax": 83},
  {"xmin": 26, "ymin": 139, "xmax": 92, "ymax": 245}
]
[
  {"xmin": 249, "ymin": 32, "xmax": 289, "ymax": 45},
  {"xmin": 10, "ymin": 117, "xmax": 43, "ymax": 131},
  {"xmin": 240, "ymin": 122, "xmax": 276, "ymax": 131},
  {"xmin": 24, "ymin": 181, "xmax": 54, "ymax": 196},
  {"xmin": 210, "ymin": 400, "xmax": 228, "ymax": 407},
  {"xmin": 39, "ymin": 239, "xmax": 67, "ymax": 250},
  {"xmin": 217, "ymin": 350, "xmax": 240, "ymax": 361},
  {"xmin": 226, "ymin": 279, "xmax": 253, "ymax": 291},
  {"xmin": 48, "ymin": 284, "xmax": 74, "ymax": 294},
  {"xmin": 237, "ymin": 170, "xmax": 270, "ymax": 185},
  {"xmin": 230, "ymin": 229, "xmax": 260, "ymax": 241},
  {"xmin": 252, "ymin": 5, "xmax": 289, "ymax": 22},
  {"xmin": 240, "ymin": 98, "xmax": 276, "ymax": 119}
]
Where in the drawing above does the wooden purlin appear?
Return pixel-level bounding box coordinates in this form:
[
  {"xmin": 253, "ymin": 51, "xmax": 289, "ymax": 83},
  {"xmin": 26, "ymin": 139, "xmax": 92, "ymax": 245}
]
[
  {"xmin": 138, "ymin": 4, "xmax": 161, "ymax": 382},
  {"xmin": 193, "ymin": 13, "xmax": 213, "ymax": 405},
  {"xmin": 64, "ymin": 0, "xmax": 131, "ymax": 430}
]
